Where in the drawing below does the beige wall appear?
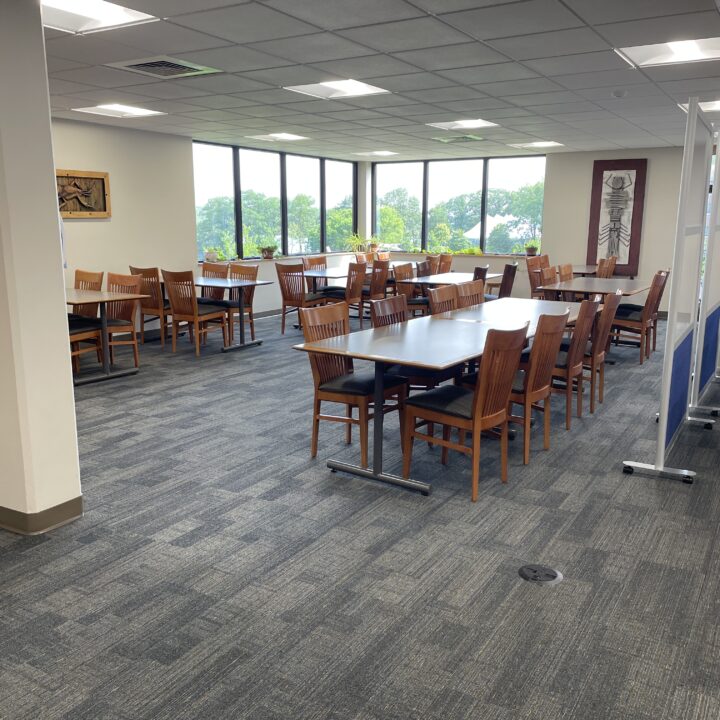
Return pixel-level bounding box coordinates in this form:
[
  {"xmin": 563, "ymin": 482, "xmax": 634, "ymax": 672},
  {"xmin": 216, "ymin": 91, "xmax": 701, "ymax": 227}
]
[
  {"xmin": 542, "ymin": 147, "xmax": 683, "ymax": 309},
  {"xmin": 53, "ymin": 119, "xmax": 198, "ymax": 283}
]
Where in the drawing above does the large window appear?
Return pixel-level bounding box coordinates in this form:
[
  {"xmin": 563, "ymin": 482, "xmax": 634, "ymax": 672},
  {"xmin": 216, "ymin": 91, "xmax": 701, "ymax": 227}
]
[
  {"xmin": 286, "ymin": 155, "xmax": 320, "ymax": 255},
  {"xmin": 193, "ymin": 143, "xmax": 236, "ymax": 261},
  {"xmin": 325, "ymin": 160, "xmax": 355, "ymax": 252},
  {"xmin": 427, "ymin": 159, "xmax": 484, "ymax": 254},
  {"xmin": 485, "ymin": 157, "xmax": 546, "ymax": 254},
  {"xmin": 375, "ymin": 162, "xmax": 423, "ymax": 251},
  {"xmin": 239, "ymin": 149, "xmax": 281, "ymax": 258}
]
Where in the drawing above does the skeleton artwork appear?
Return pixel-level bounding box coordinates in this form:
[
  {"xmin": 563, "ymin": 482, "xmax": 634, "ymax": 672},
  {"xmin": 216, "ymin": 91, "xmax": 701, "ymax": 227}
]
[
  {"xmin": 57, "ymin": 179, "xmax": 95, "ymax": 211},
  {"xmin": 597, "ymin": 171, "xmax": 635, "ymax": 263}
]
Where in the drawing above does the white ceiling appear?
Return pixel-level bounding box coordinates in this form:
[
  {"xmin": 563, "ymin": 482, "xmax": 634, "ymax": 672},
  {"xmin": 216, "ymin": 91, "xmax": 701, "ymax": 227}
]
[{"xmin": 45, "ymin": 0, "xmax": 720, "ymax": 160}]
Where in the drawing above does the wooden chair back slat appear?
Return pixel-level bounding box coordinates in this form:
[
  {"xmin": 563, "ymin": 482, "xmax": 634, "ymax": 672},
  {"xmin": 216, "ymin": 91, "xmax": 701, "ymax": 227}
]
[
  {"xmin": 526, "ymin": 256, "xmax": 542, "ymax": 295},
  {"xmin": 425, "ymin": 255, "xmax": 440, "ymax": 274},
  {"xmin": 538, "ymin": 254, "xmax": 551, "ymax": 269},
  {"xmin": 162, "ymin": 269, "xmax": 198, "ymax": 318},
  {"xmin": 525, "ymin": 312, "xmax": 569, "ymax": 394},
  {"xmin": 591, "ymin": 289, "xmax": 622, "ymax": 355},
  {"xmin": 558, "ymin": 263, "xmax": 573, "ymax": 282},
  {"xmin": 367, "ymin": 259, "xmax": 390, "ymax": 299},
  {"xmin": 606, "ymin": 255, "xmax": 618, "ymax": 276},
  {"xmin": 456, "ymin": 279, "xmax": 485, "ymax": 308},
  {"xmin": 106, "ymin": 273, "xmax": 142, "ymax": 323},
  {"xmin": 229, "ymin": 263, "xmax": 259, "ymax": 305},
  {"xmin": 393, "ymin": 263, "xmax": 415, "ymax": 301},
  {"xmin": 498, "ymin": 262, "xmax": 518, "ymax": 298},
  {"xmin": 438, "ymin": 253, "xmax": 453, "ymax": 274},
  {"xmin": 74, "ymin": 269, "xmax": 103, "ymax": 318},
  {"xmin": 566, "ymin": 298, "xmax": 601, "ymax": 372},
  {"xmin": 201, "ymin": 262, "xmax": 228, "ymax": 301},
  {"xmin": 428, "ymin": 284, "xmax": 458, "ymax": 314},
  {"xmin": 370, "ymin": 294, "xmax": 408, "ymax": 327},
  {"xmin": 129, "ymin": 266, "xmax": 163, "ymax": 312},
  {"xmin": 355, "ymin": 252, "xmax": 373, "ymax": 263},
  {"xmin": 474, "ymin": 325, "xmax": 527, "ymax": 419},
  {"xmin": 416, "ymin": 260, "xmax": 432, "ymax": 277},
  {"xmin": 276, "ymin": 263, "xmax": 306, "ymax": 305},
  {"xmin": 645, "ymin": 270, "xmax": 669, "ymax": 321},
  {"xmin": 473, "ymin": 265, "xmax": 489, "ymax": 283},
  {"xmin": 376, "ymin": 251, "xmax": 390, "ymax": 261},
  {"xmin": 300, "ymin": 302, "xmax": 353, "ymax": 386}
]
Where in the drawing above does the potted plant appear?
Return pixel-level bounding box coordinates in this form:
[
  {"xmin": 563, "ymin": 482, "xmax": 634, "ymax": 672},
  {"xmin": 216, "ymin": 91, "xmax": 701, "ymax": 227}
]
[
  {"xmin": 524, "ymin": 240, "xmax": 540, "ymax": 256},
  {"xmin": 204, "ymin": 249, "xmax": 219, "ymax": 262},
  {"xmin": 260, "ymin": 244, "xmax": 278, "ymax": 259}
]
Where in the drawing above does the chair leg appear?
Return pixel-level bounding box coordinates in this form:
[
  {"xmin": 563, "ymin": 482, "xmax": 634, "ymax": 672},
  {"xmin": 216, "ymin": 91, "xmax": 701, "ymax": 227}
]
[
  {"xmin": 639, "ymin": 328, "xmax": 645, "ymax": 364},
  {"xmin": 359, "ymin": 400, "xmax": 369, "ymax": 469},
  {"xmin": 501, "ymin": 420, "xmax": 508, "ymax": 483},
  {"xmin": 523, "ymin": 399, "xmax": 531, "ymax": 465},
  {"xmin": 652, "ymin": 321, "xmax": 657, "ymax": 352},
  {"xmin": 223, "ymin": 317, "xmax": 229, "ymax": 347},
  {"xmin": 359, "ymin": 301, "xmax": 364, "ymax": 329},
  {"xmin": 645, "ymin": 325, "xmax": 652, "ymax": 359},
  {"xmin": 471, "ymin": 429, "xmax": 481, "ymax": 502},
  {"xmin": 577, "ymin": 374, "xmax": 583, "ymax": 418},
  {"xmin": 160, "ymin": 315, "xmax": 166, "ymax": 348},
  {"xmin": 311, "ymin": 396, "xmax": 320, "ymax": 458},
  {"xmin": 565, "ymin": 380, "xmax": 572, "ymax": 430},
  {"xmin": 140, "ymin": 318, "xmax": 145, "ymax": 344},
  {"xmin": 345, "ymin": 405, "xmax": 352, "ymax": 444},
  {"xmin": 427, "ymin": 421, "xmax": 434, "ymax": 448},
  {"xmin": 397, "ymin": 387, "xmax": 406, "ymax": 437},
  {"xmin": 132, "ymin": 333, "xmax": 139, "ymax": 368},
  {"xmin": 402, "ymin": 408, "xmax": 414, "ymax": 479},
  {"xmin": 589, "ymin": 361, "xmax": 596, "ymax": 414},
  {"xmin": 441, "ymin": 425, "xmax": 450, "ymax": 465},
  {"xmin": 543, "ymin": 396, "xmax": 551, "ymax": 450},
  {"xmin": 281, "ymin": 304, "xmax": 286, "ymax": 335},
  {"xmin": 599, "ymin": 362, "xmax": 605, "ymax": 404},
  {"xmin": 171, "ymin": 322, "xmax": 177, "ymax": 353},
  {"xmin": 227, "ymin": 310, "xmax": 234, "ymax": 344},
  {"xmin": 249, "ymin": 311, "xmax": 255, "ymax": 341},
  {"xmin": 194, "ymin": 321, "xmax": 201, "ymax": 357}
]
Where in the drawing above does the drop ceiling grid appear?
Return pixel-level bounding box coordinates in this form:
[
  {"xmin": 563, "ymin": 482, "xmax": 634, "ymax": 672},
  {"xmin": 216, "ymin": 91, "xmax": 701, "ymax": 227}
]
[{"xmin": 43, "ymin": 0, "xmax": 720, "ymax": 158}]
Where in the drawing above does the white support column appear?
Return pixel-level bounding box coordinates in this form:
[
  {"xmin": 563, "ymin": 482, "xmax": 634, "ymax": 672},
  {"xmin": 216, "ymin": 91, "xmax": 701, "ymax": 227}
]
[
  {"xmin": 356, "ymin": 161, "xmax": 372, "ymax": 240},
  {"xmin": 0, "ymin": 0, "xmax": 82, "ymax": 533}
]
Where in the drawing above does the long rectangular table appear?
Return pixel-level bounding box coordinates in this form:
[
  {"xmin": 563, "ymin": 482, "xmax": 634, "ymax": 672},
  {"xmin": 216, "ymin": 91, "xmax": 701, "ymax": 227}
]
[
  {"xmin": 67, "ymin": 288, "xmax": 148, "ymax": 385},
  {"xmin": 194, "ymin": 276, "xmax": 272, "ymax": 351},
  {"xmin": 537, "ymin": 277, "xmax": 650, "ymax": 298},
  {"xmin": 293, "ymin": 297, "xmax": 578, "ymax": 495},
  {"xmin": 399, "ymin": 271, "xmax": 502, "ymax": 286}
]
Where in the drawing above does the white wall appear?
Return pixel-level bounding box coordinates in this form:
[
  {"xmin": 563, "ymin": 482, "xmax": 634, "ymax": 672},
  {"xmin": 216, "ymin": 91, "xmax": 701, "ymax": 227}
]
[
  {"xmin": 53, "ymin": 119, "xmax": 198, "ymax": 282},
  {"xmin": 542, "ymin": 147, "xmax": 683, "ymax": 309}
]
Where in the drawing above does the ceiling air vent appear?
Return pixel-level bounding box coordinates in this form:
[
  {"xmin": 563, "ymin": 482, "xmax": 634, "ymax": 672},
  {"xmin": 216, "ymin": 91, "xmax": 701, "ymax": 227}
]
[
  {"xmin": 106, "ymin": 56, "xmax": 221, "ymax": 79},
  {"xmin": 433, "ymin": 134, "xmax": 485, "ymax": 144}
]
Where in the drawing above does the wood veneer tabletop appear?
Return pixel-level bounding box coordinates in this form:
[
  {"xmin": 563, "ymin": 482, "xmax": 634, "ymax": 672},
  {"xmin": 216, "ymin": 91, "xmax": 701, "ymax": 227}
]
[
  {"xmin": 530, "ymin": 264, "xmax": 597, "ymax": 276},
  {"xmin": 66, "ymin": 289, "xmax": 148, "ymax": 304},
  {"xmin": 294, "ymin": 315, "xmax": 526, "ymax": 370},
  {"xmin": 400, "ymin": 271, "xmax": 502, "ymax": 285},
  {"xmin": 537, "ymin": 278, "xmax": 649, "ymax": 295},
  {"xmin": 194, "ymin": 277, "xmax": 272, "ymax": 288}
]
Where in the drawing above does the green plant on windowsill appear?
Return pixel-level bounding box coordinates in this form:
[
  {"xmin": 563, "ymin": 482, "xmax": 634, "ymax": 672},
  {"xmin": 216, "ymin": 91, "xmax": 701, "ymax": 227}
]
[{"xmin": 260, "ymin": 244, "xmax": 278, "ymax": 259}]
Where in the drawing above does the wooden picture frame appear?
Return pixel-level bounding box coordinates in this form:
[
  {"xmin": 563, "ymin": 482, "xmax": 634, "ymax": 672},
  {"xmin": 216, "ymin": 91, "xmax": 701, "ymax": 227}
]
[
  {"xmin": 586, "ymin": 159, "xmax": 647, "ymax": 277},
  {"xmin": 56, "ymin": 169, "xmax": 111, "ymax": 219}
]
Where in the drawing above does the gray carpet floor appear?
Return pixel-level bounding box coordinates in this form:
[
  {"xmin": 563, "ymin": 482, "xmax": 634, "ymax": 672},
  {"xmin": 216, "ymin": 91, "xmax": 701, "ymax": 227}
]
[{"xmin": 1, "ymin": 314, "xmax": 720, "ymax": 720}]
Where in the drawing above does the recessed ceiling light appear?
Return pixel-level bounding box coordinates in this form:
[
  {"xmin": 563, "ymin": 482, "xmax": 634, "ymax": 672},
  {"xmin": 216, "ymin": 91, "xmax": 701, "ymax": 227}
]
[
  {"xmin": 283, "ymin": 80, "xmax": 390, "ymax": 99},
  {"xmin": 246, "ymin": 133, "xmax": 308, "ymax": 141},
  {"xmin": 615, "ymin": 37, "xmax": 720, "ymax": 67},
  {"xmin": 41, "ymin": 0, "xmax": 156, "ymax": 34},
  {"xmin": 72, "ymin": 104, "xmax": 165, "ymax": 118},
  {"xmin": 426, "ymin": 119, "xmax": 499, "ymax": 131},
  {"xmin": 353, "ymin": 151, "xmax": 399, "ymax": 156},
  {"xmin": 508, "ymin": 141, "xmax": 564, "ymax": 149},
  {"xmin": 679, "ymin": 100, "xmax": 720, "ymax": 113}
]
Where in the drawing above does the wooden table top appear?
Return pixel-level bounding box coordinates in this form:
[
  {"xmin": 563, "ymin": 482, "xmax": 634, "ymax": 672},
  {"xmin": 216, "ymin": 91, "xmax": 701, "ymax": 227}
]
[
  {"xmin": 530, "ymin": 264, "xmax": 598, "ymax": 276},
  {"xmin": 400, "ymin": 271, "xmax": 502, "ymax": 285},
  {"xmin": 294, "ymin": 315, "xmax": 527, "ymax": 370},
  {"xmin": 437, "ymin": 297, "xmax": 581, "ymax": 332},
  {"xmin": 66, "ymin": 289, "xmax": 148, "ymax": 305},
  {"xmin": 537, "ymin": 278, "xmax": 649, "ymax": 295},
  {"xmin": 195, "ymin": 277, "xmax": 273, "ymax": 288},
  {"xmin": 303, "ymin": 268, "xmax": 361, "ymax": 279}
]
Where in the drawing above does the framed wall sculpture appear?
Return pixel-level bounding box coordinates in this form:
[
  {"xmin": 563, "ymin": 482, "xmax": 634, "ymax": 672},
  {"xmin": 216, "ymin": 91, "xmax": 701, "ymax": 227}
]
[
  {"xmin": 586, "ymin": 159, "xmax": 647, "ymax": 277},
  {"xmin": 56, "ymin": 169, "xmax": 111, "ymax": 219}
]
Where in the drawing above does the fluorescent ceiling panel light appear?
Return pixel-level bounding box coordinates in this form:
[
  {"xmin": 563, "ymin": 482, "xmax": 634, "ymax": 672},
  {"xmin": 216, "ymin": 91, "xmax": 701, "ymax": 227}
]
[
  {"xmin": 353, "ymin": 151, "xmax": 398, "ymax": 156},
  {"xmin": 42, "ymin": 0, "xmax": 156, "ymax": 34},
  {"xmin": 508, "ymin": 141, "xmax": 564, "ymax": 148},
  {"xmin": 678, "ymin": 100, "xmax": 720, "ymax": 113},
  {"xmin": 72, "ymin": 104, "xmax": 165, "ymax": 118},
  {"xmin": 284, "ymin": 80, "xmax": 389, "ymax": 99},
  {"xmin": 616, "ymin": 37, "xmax": 720, "ymax": 67},
  {"xmin": 246, "ymin": 133, "xmax": 308, "ymax": 141},
  {"xmin": 426, "ymin": 119, "xmax": 499, "ymax": 130}
]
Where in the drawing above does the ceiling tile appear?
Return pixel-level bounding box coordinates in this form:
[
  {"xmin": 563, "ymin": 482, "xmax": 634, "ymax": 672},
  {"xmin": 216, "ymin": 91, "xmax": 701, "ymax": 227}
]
[
  {"xmin": 439, "ymin": 0, "xmax": 582, "ymax": 40},
  {"xmin": 392, "ymin": 42, "xmax": 506, "ymax": 70},
  {"xmin": 525, "ymin": 51, "xmax": 628, "ymax": 76},
  {"xmin": 596, "ymin": 12, "xmax": 720, "ymax": 47},
  {"xmin": 48, "ymin": 78, "xmax": 97, "ymax": 96},
  {"xmin": 232, "ymin": 88, "xmax": 310, "ymax": 104},
  {"xmin": 181, "ymin": 94, "xmax": 263, "ymax": 109},
  {"xmin": 46, "ymin": 56, "xmax": 88, "ymax": 73},
  {"xmin": 262, "ymin": 0, "xmax": 423, "ymax": 29},
  {"xmin": 130, "ymin": 81, "xmax": 215, "ymax": 100},
  {"xmin": 50, "ymin": 66, "xmax": 158, "ymax": 88},
  {"xmin": 472, "ymin": 77, "xmax": 564, "ymax": 96},
  {"xmin": 308, "ymin": 54, "xmax": 418, "ymax": 79},
  {"xmin": 365, "ymin": 72, "xmax": 455, "ymax": 92},
  {"xmin": 240, "ymin": 65, "xmax": 342, "ymax": 86},
  {"xmin": 440, "ymin": 98, "xmax": 512, "ymax": 111},
  {"xmin": 107, "ymin": 20, "xmax": 231, "ymax": 55},
  {"xmin": 575, "ymin": 83, "xmax": 663, "ymax": 101},
  {"xmin": 401, "ymin": 86, "xmax": 487, "ymax": 102},
  {"xmin": 412, "ymin": 0, "xmax": 521, "ymax": 10},
  {"xmin": 487, "ymin": 27, "xmax": 610, "ymax": 60},
  {"xmin": 642, "ymin": 60, "xmax": 720, "ymax": 82},
  {"xmin": 45, "ymin": 35, "xmax": 150, "ymax": 65},
  {"xmin": 553, "ymin": 69, "xmax": 646, "ymax": 90},
  {"xmin": 438, "ymin": 63, "xmax": 539, "ymax": 84},
  {"xmin": 338, "ymin": 17, "xmax": 470, "ymax": 53},
  {"xmin": 563, "ymin": 0, "xmax": 715, "ymax": 26},
  {"xmin": 173, "ymin": 74, "xmax": 271, "ymax": 93},
  {"xmin": 248, "ymin": 33, "xmax": 375, "ymax": 64},
  {"xmin": 523, "ymin": 100, "xmax": 601, "ymax": 114},
  {"xmin": 504, "ymin": 90, "xmax": 581, "ymax": 106},
  {"xmin": 171, "ymin": 3, "xmax": 317, "ymax": 44},
  {"xmin": 174, "ymin": 45, "xmax": 293, "ymax": 73}
]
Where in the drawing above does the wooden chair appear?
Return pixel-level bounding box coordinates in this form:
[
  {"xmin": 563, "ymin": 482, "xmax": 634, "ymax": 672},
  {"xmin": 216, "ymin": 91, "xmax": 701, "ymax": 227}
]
[
  {"xmin": 393, "ymin": 262, "xmax": 429, "ymax": 316},
  {"xmin": 276, "ymin": 263, "xmax": 327, "ymax": 334},
  {"xmin": 550, "ymin": 297, "xmax": 600, "ymax": 429},
  {"xmin": 606, "ymin": 255, "xmax": 618, "ymax": 276},
  {"xmin": 68, "ymin": 318, "xmax": 102, "ymax": 373},
  {"xmin": 69, "ymin": 269, "xmax": 104, "ymax": 364},
  {"xmin": 526, "ymin": 255, "xmax": 543, "ymax": 299},
  {"xmin": 129, "ymin": 266, "xmax": 170, "ymax": 347},
  {"xmin": 228, "ymin": 263, "xmax": 259, "ymax": 342},
  {"xmin": 539, "ymin": 254, "xmax": 551, "ymax": 269},
  {"xmin": 72, "ymin": 269, "xmax": 103, "ymax": 318},
  {"xmin": 370, "ymin": 294, "xmax": 408, "ymax": 327},
  {"xmin": 402, "ymin": 325, "xmax": 528, "ymax": 502},
  {"xmin": 360, "ymin": 260, "xmax": 389, "ymax": 323},
  {"xmin": 425, "ymin": 255, "xmax": 440, "ymax": 274},
  {"xmin": 299, "ymin": 302, "xmax": 407, "ymax": 468},
  {"xmin": 581, "ymin": 290, "xmax": 622, "ymax": 413},
  {"xmin": 456, "ymin": 280, "xmax": 485, "ymax": 309},
  {"xmin": 612, "ymin": 270, "xmax": 668, "ymax": 363},
  {"xmin": 474, "ymin": 265, "xmax": 490, "ymax": 283},
  {"xmin": 106, "ymin": 272, "xmax": 142, "ymax": 368},
  {"xmin": 376, "ymin": 251, "xmax": 390, "ymax": 261},
  {"xmin": 199, "ymin": 261, "xmax": 229, "ymax": 306},
  {"xmin": 302, "ymin": 256, "xmax": 327, "ymax": 292},
  {"xmin": 486, "ymin": 262, "xmax": 518, "ymax": 301},
  {"xmin": 416, "ymin": 260, "xmax": 432, "ymax": 278},
  {"xmin": 428, "ymin": 284, "xmax": 458, "ymax": 314},
  {"xmin": 162, "ymin": 269, "xmax": 228, "ymax": 355},
  {"xmin": 322, "ymin": 262, "xmax": 368, "ymax": 327},
  {"xmin": 355, "ymin": 252, "xmax": 373, "ymax": 263},
  {"xmin": 438, "ymin": 253, "xmax": 453, "ymax": 274},
  {"xmin": 509, "ymin": 312, "xmax": 569, "ymax": 464},
  {"xmin": 539, "ymin": 265, "xmax": 558, "ymax": 300},
  {"xmin": 558, "ymin": 263, "xmax": 574, "ymax": 302},
  {"xmin": 596, "ymin": 257, "xmax": 609, "ymax": 278}
]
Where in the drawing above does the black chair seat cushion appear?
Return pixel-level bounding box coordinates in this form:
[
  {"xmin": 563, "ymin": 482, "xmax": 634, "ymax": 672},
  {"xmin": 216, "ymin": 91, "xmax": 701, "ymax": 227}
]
[
  {"xmin": 68, "ymin": 317, "xmax": 102, "ymax": 331},
  {"xmin": 106, "ymin": 318, "xmax": 133, "ymax": 328},
  {"xmin": 198, "ymin": 297, "xmax": 230, "ymax": 308},
  {"xmin": 320, "ymin": 285, "xmax": 345, "ymax": 294},
  {"xmin": 319, "ymin": 370, "xmax": 407, "ymax": 396},
  {"xmin": 408, "ymin": 296, "xmax": 429, "ymax": 306},
  {"xmin": 406, "ymin": 384, "xmax": 474, "ymax": 420},
  {"xmin": 521, "ymin": 347, "xmax": 568, "ymax": 368},
  {"xmin": 197, "ymin": 303, "xmax": 228, "ymax": 316},
  {"xmin": 484, "ymin": 293, "xmax": 498, "ymax": 302},
  {"xmin": 321, "ymin": 289, "xmax": 348, "ymax": 300},
  {"xmin": 614, "ymin": 305, "xmax": 643, "ymax": 322}
]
